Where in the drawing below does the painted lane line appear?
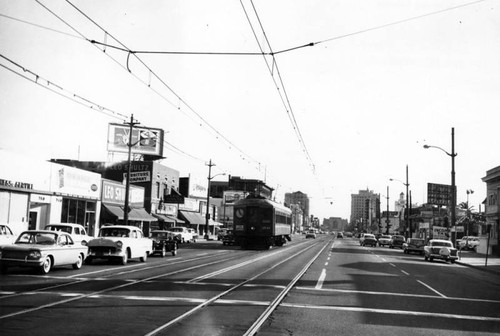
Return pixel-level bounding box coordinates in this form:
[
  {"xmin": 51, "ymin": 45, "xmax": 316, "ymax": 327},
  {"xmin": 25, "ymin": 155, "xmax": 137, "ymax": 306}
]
[
  {"xmin": 324, "ymin": 262, "xmax": 329, "ymax": 266},
  {"xmin": 389, "ymin": 263, "xmax": 397, "ymax": 267},
  {"xmin": 417, "ymin": 280, "xmax": 447, "ymax": 298},
  {"xmin": 280, "ymin": 303, "xmax": 500, "ymax": 322},
  {"xmin": 401, "ymin": 270, "xmax": 410, "ymax": 276},
  {"xmin": 315, "ymin": 269, "xmax": 326, "ymax": 290}
]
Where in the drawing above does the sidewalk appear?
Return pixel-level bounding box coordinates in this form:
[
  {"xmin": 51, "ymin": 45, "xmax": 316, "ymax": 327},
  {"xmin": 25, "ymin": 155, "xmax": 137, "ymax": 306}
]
[{"xmin": 455, "ymin": 250, "xmax": 500, "ymax": 276}]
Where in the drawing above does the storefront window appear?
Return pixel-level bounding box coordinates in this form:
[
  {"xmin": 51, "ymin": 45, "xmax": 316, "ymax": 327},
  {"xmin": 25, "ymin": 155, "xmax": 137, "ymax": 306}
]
[{"xmin": 61, "ymin": 198, "xmax": 96, "ymax": 228}]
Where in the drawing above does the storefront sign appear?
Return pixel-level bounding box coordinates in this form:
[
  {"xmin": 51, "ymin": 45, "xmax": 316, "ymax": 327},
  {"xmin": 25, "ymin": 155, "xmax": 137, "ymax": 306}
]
[
  {"xmin": 102, "ymin": 179, "xmax": 144, "ymax": 206},
  {"xmin": 31, "ymin": 194, "xmax": 51, "ymax": 204},
  {"xmin": 107, "ymin": 123, "xmax": 164, "ymax": 156},
  {"xmin": 0, "ymin": 178, "xmax": 33, "ymax": 190},
  {"xmin": 427, "ymin": 183, "xmax": 455, "ymax": 206},
  {"xmin": 123, "ymin": 171, "xmax": 151, "ymax": 183},
  {"xmin": 432, "ymin": 225, "xmax": 448, "ymax": 239}
]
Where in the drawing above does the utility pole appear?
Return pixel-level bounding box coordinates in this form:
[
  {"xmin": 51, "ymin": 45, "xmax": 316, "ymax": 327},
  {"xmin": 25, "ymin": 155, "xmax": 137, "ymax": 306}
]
[
  {"xmin": 124, "ymin": 114, "xmax": 140, "ymax": 226},
  {"xmin": 386, "ymin": 186, "xmax": 390, "ymax": 234},
  {"xmin": 406, "ymin": 164, "xmax": 410, "ymax": 239},
  {"xmin": 204, "ymin": 159, "xmax": 215, "ymax": 239}
]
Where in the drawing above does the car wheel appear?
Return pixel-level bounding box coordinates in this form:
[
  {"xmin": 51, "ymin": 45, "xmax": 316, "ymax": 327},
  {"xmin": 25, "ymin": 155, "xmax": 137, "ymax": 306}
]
[
  {"xmin": 429, "ymin": 256, "xmax": 434, "ymax": 262},
  {"xmin": 121, "ymin": 253, "xmax": 128, "ymax": 265},
  {"xmin": 450, "ymin": 259, "xmax": 455, "ymax": 264},
  {"xmin": 424, "ymin": 255, "xmax": 428, "ymax": 261},
  {"xmin": 140, "ymin": 252, "xmax": 148, "ymax": 262},
  {"xmin": 171, "ymin": 250, "xmax": 177, "ymax": 256},
  {"xmin": 40, "ymin": 256, "xmax": 52, "ymax": 274},
  {"xmin": 72, "ymin": 254, "xmax": 83, "ymax": 270}
]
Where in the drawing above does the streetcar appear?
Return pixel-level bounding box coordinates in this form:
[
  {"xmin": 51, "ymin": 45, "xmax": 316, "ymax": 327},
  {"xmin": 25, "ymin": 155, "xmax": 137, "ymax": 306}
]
[{"xmin": 233, "ymin": 194, "xmax": 292, "ymax": 249}]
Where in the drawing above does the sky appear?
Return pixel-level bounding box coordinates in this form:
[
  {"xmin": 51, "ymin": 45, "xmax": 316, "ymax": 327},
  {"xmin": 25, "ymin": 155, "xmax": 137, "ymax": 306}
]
[{"xmin": 0, "ymin": 0, "xmax": 499, "ymax": 221}]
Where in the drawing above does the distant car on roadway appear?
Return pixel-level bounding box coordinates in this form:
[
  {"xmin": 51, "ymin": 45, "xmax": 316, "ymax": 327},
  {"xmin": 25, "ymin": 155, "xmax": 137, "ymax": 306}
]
[
  {"xmin": 389, "ymin": 235, "xmax": 405, "ymax": 249},
  {"xmin": 424, "ymin": 239, "xmax": 458, "ymax": 263},
  {"xmin": 45, "ymin": 223, "xmax": 93, "ymax": 246},
  {"xmin": 222, "ymin": 230, "xmax": 237, "ymax": 246},
  {"xmin": 0, "ymin": 224, "xmax": 17, "ymax": 245},
  {"xmin": 86, "ymin": 225, "xmax": 153, "ymax": 265},
  {"xmin": 403, "ymin": 238, "xmax": 425, "ymax": 255},
  {"xmin": 377, "ymin": 235, "xmax": 392, "ymax": 247},
  {"xmin": 0, "ymin": 230, "xmax": 87, "ymax": 274},
  {"xmin": 336, "ymin": 232, "xmax": 344, "ymax": 238},
  {"xmin": 361, "ymin": 234, "xmax": 377, "ymax": 247},
  {"xmin": 305, "ymin": 230, "xmax": 316, "ymax": 239}
]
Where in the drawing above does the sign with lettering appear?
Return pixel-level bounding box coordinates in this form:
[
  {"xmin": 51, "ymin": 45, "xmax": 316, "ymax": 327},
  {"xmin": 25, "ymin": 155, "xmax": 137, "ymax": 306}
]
[
  {"xmin": 427, "ymin": 183, "xmax": 455, "ymax": 206},
  {"xmin": 0, "ymin": 178, "xmax": 33, "ymax": 190},
  {"xmin": 107, "ymin": 123, "xmax": 164, "ymax": 157},
  {"xmin": 432, "ymin": 225, "xmax": 449, "ymax": 239},
  {"xmin": 102, "ymin": 179, "xmax": 144, "ymax": 206},
  {"xmin": 123, "ymin": 171, "xmax": 151, "ymax": 183}
]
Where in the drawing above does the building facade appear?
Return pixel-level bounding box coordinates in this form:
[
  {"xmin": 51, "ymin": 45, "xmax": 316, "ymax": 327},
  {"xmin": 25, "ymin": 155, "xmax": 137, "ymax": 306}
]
[
  {"xmin": 350, "ymin": 189, "xmax": 380, "ymax": 232},
  {"xmin": 482, "ymin": 165, "xmax": 500, "ymax": 255}
]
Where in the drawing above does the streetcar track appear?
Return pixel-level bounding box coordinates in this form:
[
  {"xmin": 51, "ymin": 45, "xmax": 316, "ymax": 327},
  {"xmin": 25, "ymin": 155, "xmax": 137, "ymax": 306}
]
[
  {"xmin": 0, "ymin": 239, "xmax": 315, "ymax": 321},
  {"xmin": 144, "ymin": 239, "xmax": 330, "ymax": 336}
]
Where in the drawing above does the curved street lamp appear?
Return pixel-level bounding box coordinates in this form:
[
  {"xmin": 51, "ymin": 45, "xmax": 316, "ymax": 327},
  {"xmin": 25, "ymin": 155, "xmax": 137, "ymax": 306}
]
[{"xmin": 423, "ymin": 127, "xmax": 457, "ymax": 245}]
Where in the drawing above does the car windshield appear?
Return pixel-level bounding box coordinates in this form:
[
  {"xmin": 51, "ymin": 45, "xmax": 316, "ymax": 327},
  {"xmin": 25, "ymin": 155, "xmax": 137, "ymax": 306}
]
[
  {"xmin": 100, "ymin": 228, "xmax": 130, "ymax": 237},
  {"xmin": 46, "ymin": 225, "xmax": 72, "ymax": 233},
  {"xmin": 381, "ymin": 235, "xmax": 391, "ymax": 239},
  {"xmin": 410, "ymin": 239, "xmax": 425, "ymax": 244},
  {"xmin": 151, "ymin": 231, "xmax": 171, "ymax": 238},
  {"xmin": 431, "ymin": 241, "xmax": 452, "ymax": 247},
  {"xmin": 16, "ymin": 232, "xmax": 57, "ymax": 245},
  {"xmin": 170, "ymin": 228, "xmax": 184, "ymax": 232}
]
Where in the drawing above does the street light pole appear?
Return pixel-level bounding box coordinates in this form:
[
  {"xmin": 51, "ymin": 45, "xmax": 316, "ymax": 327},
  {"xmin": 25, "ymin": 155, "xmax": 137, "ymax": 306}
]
[
  {"xmin": 423, "ymin": 127, "xmax": 458, "ymax": 245},
  {"xmin": 386, "ymin": 186, "xmax": 390, "ymax": 234}
]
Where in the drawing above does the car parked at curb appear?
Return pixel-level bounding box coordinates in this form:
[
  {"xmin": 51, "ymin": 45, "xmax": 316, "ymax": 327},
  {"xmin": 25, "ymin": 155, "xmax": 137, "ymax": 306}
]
[
  {"xmin": 0, "ymin": 224, "xmax": 17, "ymax": 245},
  {"xmin": 0, "ymin": 230, "xmax": 87, "ymax": 274},
  {"xmin": 169, "ymin": 226, "xmax": 196, "ymax": 243},
  {"xmin": 389, "ymin": 235, "xmax": 405, "ymax": 249},
  {"xmin": 361, "ymin": 234, "xmax": 377, "ymax": 247},
  {"xmin": 45, "ymin": 223, "xmax": 93, "ymax": 246},
  {"xmin": 424, "ymin": 239, "xmax": 458, "ymax": 263},
  {"xmin": 457, "ymin": 236, "xmax": 480, "ymax": 251},
  {"xmin": 377, "ymin": 235, "xmax": 392, "ymax": 247},
  {"xmin": 403, "ymin": 238, "xmax": 425, "ymax": 255},
  {"xmin": 150, "ymin": 230, "xmax": 178, "ymax": 257},
  {"xmin": 86, "ymin": 225, "xmax": 153, "ymax": 265}
]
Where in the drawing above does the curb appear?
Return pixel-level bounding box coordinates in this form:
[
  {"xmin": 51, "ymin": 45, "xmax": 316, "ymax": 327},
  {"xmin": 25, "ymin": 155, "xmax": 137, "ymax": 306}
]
[{"xmin": 455, "ymin": 261, "xmax": 500, "ymax": 276}]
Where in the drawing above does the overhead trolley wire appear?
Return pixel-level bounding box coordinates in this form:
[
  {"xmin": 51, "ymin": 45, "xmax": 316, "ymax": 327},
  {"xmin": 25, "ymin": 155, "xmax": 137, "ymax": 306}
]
[{"xmin": 60, "ymin": 0, "xmax": 261, "ymax": 169}]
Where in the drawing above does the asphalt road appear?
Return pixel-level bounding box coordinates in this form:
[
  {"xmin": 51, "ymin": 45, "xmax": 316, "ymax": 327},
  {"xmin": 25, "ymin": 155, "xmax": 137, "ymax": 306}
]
[{"xmin": 0, "ymin": 236, "xmax": 499, "ymax": 335}]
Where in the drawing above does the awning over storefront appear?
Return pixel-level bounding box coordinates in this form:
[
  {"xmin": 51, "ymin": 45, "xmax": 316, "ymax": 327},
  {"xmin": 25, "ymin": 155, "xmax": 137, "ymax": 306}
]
[
  {"xmin": 209, "ymin": 219, "xmax": 223, "ymax": 227},
  {"xmin": 102, "ymin": 204, "xmax": 156, "ymax": 222},
  {"xmin": 179, "ymin": 211, "xmax": 205, "ymax": 225},
  {"xmin": 152, "ymin": 213, "xmax": 185, "ymax": 224}
]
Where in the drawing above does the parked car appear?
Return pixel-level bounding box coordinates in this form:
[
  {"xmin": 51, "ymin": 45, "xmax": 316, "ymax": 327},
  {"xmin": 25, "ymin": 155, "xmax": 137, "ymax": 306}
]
[
  {"xmin": 361, "ymin": 234, "xmax": 377, "ymax": 247},
  {"xmin": 0, "ymin": 224, "xmax": 17, "ymax": 245},
  {"xmin": 150, "ymin": 230, "xmax": 178, "ymax": 257},
  {"xmin": 169, "ymin": 227, "xmax": 196, "ymax": 243},
  {"xmin": 0, "ymin": 230, "xmax": 88, "ymax": 274},
  {"xmin": 217, "ymin": 228, "xmax": 230, "ymax": 240},
  {"xmin": 305, "ymin": 229, "xmax": 316, "ymax": 239},
  {"xmin": 336, "ymin": 232, "xmax": 344, "ymax": 239},
  {"xmin": 424, "ymin": 239, "xmax": 458, "ymax": 263},
  {"xmin": 377, "ymin": 235, "xmax": 392, "ymax": 247},
  {"xmin": 222, "ymin": 230, "xmax": 236, "ymax": 246},
  {"xmin": 403, "ymin": 238, "xmax": 425, "ymax": 255},
  {"xmin": 45, "ymin": 223, "xmax": 93, "ymax": 246},
  {"xmin": 389, "ymin": 235, "xmax": 405, "ymax": 249},
  {"xmin": 359, "ymin": 233, "xmax": 365, "ymax": 245},
  {"xmin": 86, "ymin": 225, "xmax": 153, "ymax": 265},
  {"xmin": 457, "ymin": 236, "xmax": 480, "ymax": 250}
]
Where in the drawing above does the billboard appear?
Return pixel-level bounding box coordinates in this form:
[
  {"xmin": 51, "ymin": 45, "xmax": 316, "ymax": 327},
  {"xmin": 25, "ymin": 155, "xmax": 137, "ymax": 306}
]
[
  {"xmin": 107, "ymin": 123, "xmax": 164, "ymax": 156},
  {"xmin": 427, "ymin": 183, "xmax": 455, "ymax": 206}
]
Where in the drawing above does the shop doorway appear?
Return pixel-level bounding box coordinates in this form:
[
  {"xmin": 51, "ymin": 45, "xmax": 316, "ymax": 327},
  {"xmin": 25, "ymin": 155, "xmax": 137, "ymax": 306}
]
[{"xmin": 29, "ymin": 211, "xmax": 37, "ymax": 230}]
